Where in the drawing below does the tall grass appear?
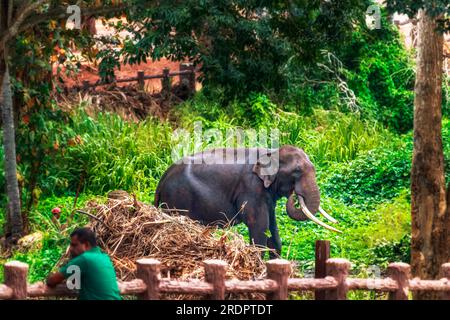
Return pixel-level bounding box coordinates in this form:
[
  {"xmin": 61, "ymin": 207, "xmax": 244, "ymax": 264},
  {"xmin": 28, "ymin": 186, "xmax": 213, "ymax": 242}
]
[
  {"xmin": 43, "ymin": 111, "xmax": 175, "ymax": 202},
  {"xmin": 274, "ymin": 109, "xmax": 397, "ymax": 166},
  {"xmin": 47, "ymin": 100, "xmax": 394, "ymax": 197}
]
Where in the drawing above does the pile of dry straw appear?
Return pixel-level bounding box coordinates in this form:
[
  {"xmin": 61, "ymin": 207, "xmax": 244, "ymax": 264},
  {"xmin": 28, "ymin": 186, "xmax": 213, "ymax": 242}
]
[
  {"xmin": 84, "ymin": 192, "xmax": 268, "ymax": 297},
  {"xmin": 54, "ymin": 83, "xmax": 186, "ymax": 122}
]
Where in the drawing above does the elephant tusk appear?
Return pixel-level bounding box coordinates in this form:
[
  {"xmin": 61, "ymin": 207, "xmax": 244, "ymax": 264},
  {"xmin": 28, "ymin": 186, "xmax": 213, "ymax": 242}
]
[
  {"xmin": 319, "ymin": 206, "xmax": 338, "ymax": 224},
  {"xmin": 298, "ymin": 197, "xmax": 342, "ymax": 233}
]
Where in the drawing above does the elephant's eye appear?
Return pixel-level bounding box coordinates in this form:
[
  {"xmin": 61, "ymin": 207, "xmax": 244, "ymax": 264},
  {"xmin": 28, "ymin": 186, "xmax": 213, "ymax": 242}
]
[{"xmin": 292, "ymin": 170, "xmax": 302, "ymax": 178}]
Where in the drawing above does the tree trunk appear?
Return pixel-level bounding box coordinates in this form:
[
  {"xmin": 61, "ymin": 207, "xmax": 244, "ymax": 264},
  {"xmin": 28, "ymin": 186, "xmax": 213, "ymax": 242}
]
[
  {"xmin": 410, "ymin": 9, "xmax": 448, "ymax": 300},
  {"xmin": 0, "ymin": 58, "xmax": 23, "ymax": 241}
]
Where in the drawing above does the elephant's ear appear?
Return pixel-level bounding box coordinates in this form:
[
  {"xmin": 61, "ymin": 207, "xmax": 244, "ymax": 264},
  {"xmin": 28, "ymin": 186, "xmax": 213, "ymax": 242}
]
[{"xmin": 252, "ymin": 151, "xmax": 278, "ymax": 188}]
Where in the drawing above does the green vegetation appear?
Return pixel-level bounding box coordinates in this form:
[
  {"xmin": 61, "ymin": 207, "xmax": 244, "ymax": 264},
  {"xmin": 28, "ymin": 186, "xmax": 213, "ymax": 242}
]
[
  {"xmin": 340, "ymin": 20, "xmax": 415, "ymax": 133},
  {"xmin": 1, "ymin": 94, "xmax": 417, "ymax": 285},
  {"xmin": 3, "ymin": 2, "xmax": 450, "ymax": 301},
  {"xmin": 322, "ymin": 140, "xmax": 412, "ymax": 210},
  {"xmin": 0, "ymin": 195, "xmax": 91, "ymax": 283}
]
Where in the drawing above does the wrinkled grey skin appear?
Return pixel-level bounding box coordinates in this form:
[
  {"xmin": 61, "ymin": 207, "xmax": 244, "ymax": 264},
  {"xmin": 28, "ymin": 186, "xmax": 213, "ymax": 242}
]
[{"xmin": 154, "ymin": 145, "xmax": 320, "ymax": 256}]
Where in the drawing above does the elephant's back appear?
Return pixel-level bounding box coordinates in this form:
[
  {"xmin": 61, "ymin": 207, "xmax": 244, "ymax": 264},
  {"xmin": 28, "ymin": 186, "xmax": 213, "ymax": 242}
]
[
  {"xmin": 155, "ymin": 147, "xmax": 272, "ymax": 207},
  {"xmin": 156, "ymin": 147, "xmax": 271, "ymax": 191},
  {"xmin": 186, "ymin": 147, "xmax": 269, "ymax": 165}
]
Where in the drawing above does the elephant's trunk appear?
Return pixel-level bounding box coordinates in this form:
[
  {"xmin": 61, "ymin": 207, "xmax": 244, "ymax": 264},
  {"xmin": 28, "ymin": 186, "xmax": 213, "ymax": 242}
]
[
  {"xmin": 286, "ymin": 175, "xmax": 341, "ymax": 233},
  {"xmin": 286, "ymin": 193, "xmax": 308, "ymax": 220},
  {"xmin": 286, "ymin": 174, "xmax": 320, "ymax": 221},
  {"xmin": 286, "ymin": 190, "xmax": 320, "ymax": 221}
]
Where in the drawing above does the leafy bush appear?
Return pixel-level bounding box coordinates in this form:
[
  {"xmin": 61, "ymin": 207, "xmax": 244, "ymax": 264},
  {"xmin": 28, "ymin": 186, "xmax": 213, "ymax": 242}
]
[
  {"xmin": 341, "ymin": 192, "xmax": 411, "ymax": 262},
  {"xmin": 11, "ymin": 236, "xmax": 69, "ymax": 283},
  {"xmin": 243, "ymin": 93, "xmax": 278, "ymax": 128},
  {"xmin": 341, "ymin": 19, "xmax": 415, "ymax": 133},
  {"xmin": 322, "ymin": 136, "xmax": 412, "ymax": 210},
  {"xmin": 282, "ymin": 54, "xmax": 349, "ymax": 115},
  {"xmin": 283, "ymin": 12, "xmax": 414, "ymax": 133},
  {"xmin": 273, "ymin": 192, "xmax": 410, "ymax": 266},
  {"xmin": 4, "ymin": 195, "xmax": 92, "ymax": 282},
  {"xmin": 370, "ymin": 234, "xmax": 411, "ymax": 266}
]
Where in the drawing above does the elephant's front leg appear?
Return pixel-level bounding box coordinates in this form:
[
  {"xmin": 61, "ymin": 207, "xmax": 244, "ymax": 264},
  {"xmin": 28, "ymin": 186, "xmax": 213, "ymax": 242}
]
[
  {"xmin": 241, "ymin": 200, "xmax": 270, "ymax": 250},
  {"xmin": 267, "ymin": 209, "xmax": 281, "ymax": 258}
]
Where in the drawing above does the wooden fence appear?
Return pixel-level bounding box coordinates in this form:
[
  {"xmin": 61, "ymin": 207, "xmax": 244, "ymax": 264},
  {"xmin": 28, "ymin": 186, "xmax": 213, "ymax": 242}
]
[
  {"xmin": 0, "ymin": 240, "xmax": 449, "ymax": 300},
  {"xmin": 76, "ymin": 62, "xmax": 196, "ymax": 97}
]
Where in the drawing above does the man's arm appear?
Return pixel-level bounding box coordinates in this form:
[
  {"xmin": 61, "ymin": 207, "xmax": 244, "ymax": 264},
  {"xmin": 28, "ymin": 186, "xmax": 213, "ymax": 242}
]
[
  {"xmin": 46, "ymin": 272, "xmax": 66, "ymax": 288},
  {"xmin": 47, "ymin": 255, "xmax": 85, "ymax": 288}
]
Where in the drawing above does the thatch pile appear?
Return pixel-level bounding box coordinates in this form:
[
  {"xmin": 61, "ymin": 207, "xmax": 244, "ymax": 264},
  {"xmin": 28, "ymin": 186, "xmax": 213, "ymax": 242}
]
[{"xmin": 83, "ymin": 193, "xmax": 268, "ymax": 298}]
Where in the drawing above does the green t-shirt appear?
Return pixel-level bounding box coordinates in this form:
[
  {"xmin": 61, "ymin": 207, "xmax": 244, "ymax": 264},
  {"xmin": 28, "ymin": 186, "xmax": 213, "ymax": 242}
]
[{"xmin": 59, "ymin": 247, "xmax": 121, "ymax": 300}]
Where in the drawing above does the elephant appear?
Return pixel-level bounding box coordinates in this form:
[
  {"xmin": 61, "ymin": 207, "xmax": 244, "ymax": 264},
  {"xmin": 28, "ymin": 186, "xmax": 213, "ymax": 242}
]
[{"xmin": 154, "ymin": 145, "xmax": 340, "ymax": 256}]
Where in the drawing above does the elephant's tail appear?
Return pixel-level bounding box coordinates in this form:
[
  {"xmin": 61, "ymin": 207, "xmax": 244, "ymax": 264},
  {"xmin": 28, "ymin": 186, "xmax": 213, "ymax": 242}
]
[
  {"xmin": 154, "ymin": 188, "xmax": 161, "ymax": 207},
  {"xmin": 154, "ymin": 165, "xmax": 174, "ymax": 208}
]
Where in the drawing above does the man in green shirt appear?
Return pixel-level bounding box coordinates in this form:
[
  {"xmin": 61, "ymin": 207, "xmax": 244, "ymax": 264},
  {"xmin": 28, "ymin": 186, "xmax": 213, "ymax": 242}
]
[{"xmin": 46, "ymin": 227, "xmax": 121, "ymax": 300}]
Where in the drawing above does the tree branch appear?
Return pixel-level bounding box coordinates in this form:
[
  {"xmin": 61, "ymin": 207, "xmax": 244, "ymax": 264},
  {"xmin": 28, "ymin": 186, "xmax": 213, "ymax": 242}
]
[
  {"xmin": 20, "ymin": 3, "xmax": 132, "ymax": 32},
  {"xmin": 0, "ymin": 0, "xmax": 46, "ymax": 50},
  {"xmin": 7, "ymin": 0, "xmax": 13, "ymax": 26},
  {"xmin": 0, "ymin": 1, "xmax": 149, "ymax": 53}
]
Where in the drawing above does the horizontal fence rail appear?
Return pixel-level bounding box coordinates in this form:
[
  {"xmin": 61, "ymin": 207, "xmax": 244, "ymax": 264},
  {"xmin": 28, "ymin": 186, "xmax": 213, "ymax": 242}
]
[
  {"xmin": 75, "ymin": 62, "xmax": 196, "ymax": 97},
  {"xmin": 1, "ymin": 256, "xmax": 449, "ymax": 300}
]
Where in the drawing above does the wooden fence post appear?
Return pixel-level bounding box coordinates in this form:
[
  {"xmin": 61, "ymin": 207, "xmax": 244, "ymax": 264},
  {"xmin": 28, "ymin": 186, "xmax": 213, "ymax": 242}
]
[
  {"xmin": 4, "ymin": 261, "xmax": 28, "ymax": 300},
  {"xmin": 180, "ymin": 63, "xmax": 195, "ymax": 96},
  {"xmin": 136, "ymin": 258, "xmax": 161, "ymax": 300},
  {"xmin": 137, "ymin": 70, "xmax": 145, "ymax": 90},
  {"xmin": 266, "ymin": 259, "xmax": 291, "ymax": 300},
  {"xmin": 161, "ymin": 67, "xmax": 171, "ymax": 99},
  {"xmin": 440, "ymin": 263, "xmax": 450, "ymax": 300},
  {"xmin": 387, "ymin": 262, "xmax": 410, "ymax": 300},
  {"xmin": 204, "ymin": 260, "xmax": 227, "ymax": 300},
  {"xmin": 315, "ymin": 240, "xmax": 330, "ymax": 300},
  {"xmin": 325, "ymin": 258, "xmax": 350, "ymax": 300}
]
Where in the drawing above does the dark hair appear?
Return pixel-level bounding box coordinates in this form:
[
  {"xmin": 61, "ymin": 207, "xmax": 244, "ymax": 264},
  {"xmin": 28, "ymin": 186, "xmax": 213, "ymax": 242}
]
[{"xmin": 70, "ymin": 227, "xmax": 97, "ymax": 247}]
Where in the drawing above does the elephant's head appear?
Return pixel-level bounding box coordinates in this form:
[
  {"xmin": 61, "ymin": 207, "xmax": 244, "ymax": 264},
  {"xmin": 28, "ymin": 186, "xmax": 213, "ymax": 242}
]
[{"xmin": 253, "ymin": 145, "xmax": 340, "ymax": 232}]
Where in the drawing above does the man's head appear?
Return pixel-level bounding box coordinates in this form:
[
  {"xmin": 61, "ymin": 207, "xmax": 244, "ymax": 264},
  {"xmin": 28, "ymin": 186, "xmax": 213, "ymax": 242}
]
[{"xmin": 69, "ymin": 228, "xmax": 97, "ymax": 257}]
